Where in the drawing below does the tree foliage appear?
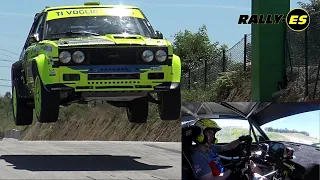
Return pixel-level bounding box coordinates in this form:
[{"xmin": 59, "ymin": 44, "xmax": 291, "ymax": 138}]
[
  {"xmin": 172, "ymin": 25, "xmax": 227, "ymax": 73},
  {"xmin": 298, "ymin": 0, "xmax": 320, "ymax": 13},
  {"xmin": 264, "ymin": 127, "xmax": 310, "ymax": 136}
]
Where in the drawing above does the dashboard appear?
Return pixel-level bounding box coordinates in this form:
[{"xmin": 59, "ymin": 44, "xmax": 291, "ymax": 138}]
[{"xmin": 260, "ymin": 141, "xmax": 320, "ymax": 180}]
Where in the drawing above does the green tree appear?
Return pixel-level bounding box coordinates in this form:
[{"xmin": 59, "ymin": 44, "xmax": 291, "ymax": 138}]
[
  {"xmin": 298, "ymin": 0, "xmax": 320, "ymax": 12},
  {"xmin": 172, "ymin": 25, "xmax": 225, "ymax": 73}
]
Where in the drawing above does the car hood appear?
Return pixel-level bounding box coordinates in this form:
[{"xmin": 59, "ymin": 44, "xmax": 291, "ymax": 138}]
[
  {"xmin": 51, "ymin": 35, "xmax": 169, "ymax": 47},
  {"xmin": 182, "ymin": 102, "xmax": 320, "ymax": 126}
]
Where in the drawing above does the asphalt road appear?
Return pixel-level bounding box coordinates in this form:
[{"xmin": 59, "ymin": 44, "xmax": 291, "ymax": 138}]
[{"xmin": 0, "ymin": 139, "xmax": 181, "ymax": 179}]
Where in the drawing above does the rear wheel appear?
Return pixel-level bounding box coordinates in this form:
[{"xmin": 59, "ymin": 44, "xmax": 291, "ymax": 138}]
[
  {"xmin": 12, "ymin": 82, "xmax": 33, "ymax": 126},
  {"xmin": 126, "ymin": 97, "xmax": 148, "ymax": 123},
  {"xmin": 33, "ymin": 65, "xmax": 60, "ymax": 123},
  {"xmin": 158, "ymin": 86, "xmax": 181, "ymax": 120}
]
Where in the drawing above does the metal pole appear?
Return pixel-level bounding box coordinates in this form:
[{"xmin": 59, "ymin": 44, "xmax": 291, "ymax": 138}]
[
  {"xmin": 204, "ymin": 60, "xmax": 207, "ymax": 89},
  {"xmin": 222, "ymin": 49, "xmax": 226, "ymax": 72},
  {"xmin": 305, "ymin": 29, "xmax": 309, "ymax": 98},
  {"xmin": 313, "ymin": 55, "xmax": 320, "ymax": 99},
  {"xmin": 188, "ymin": 68, "xmax": 191, "ymax": 90},
  {"xmin": 244, "ymin": 34, "xmax": 247, "ymax": 71}
]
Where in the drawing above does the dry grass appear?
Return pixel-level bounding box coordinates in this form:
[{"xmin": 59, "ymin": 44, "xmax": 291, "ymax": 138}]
[
  {"xmin": 225, "ymin": 78, "xmax": 251, "ymax": 102},
  {"xmin": 21, "ymin": 103, "xmax": 181, "ymax": 142},
  {"xmin": 181, "ymin": 70, "xmax": 316, "ymax": 102}
]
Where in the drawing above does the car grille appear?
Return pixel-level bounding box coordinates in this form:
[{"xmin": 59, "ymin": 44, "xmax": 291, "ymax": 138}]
[
  {"xmin": 88, "ymin": 73, "xmax": 140, "ymax": 80},
  {"xmin": 57, "ymin": 47, "xmax": 171, "ymax": 66}
]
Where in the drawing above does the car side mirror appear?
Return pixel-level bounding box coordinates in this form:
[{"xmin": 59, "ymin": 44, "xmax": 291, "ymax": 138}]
[
  {"xmin": 155, "ymin": 30, "xmax": 163, "ymax": 39},
  {"xmin": 29, "ymin": 33, "xmax": 39, "ymax": 43}
]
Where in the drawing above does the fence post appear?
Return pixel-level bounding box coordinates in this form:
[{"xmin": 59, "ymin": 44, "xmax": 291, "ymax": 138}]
[
  {"xmin": 188, "ymin": 68, "xmax": 191, "ymax": 90},
  {"xmin": 222, "ymin": 49, "xmax": 226, "ymax": 72},
  {"xmin": 305, "ymin": 29, "xmax": 309, "ymax": 98},
  {"xmin": 313, "ymin": 58, "xmax": 320, "ymax": 99},
  {"xmin": 243, "ymin": 34, "xmax": 247, "ymax": 71},
  {"xmin": 204, "ymin": 60, "xmax": 207, "ymax": 89}
]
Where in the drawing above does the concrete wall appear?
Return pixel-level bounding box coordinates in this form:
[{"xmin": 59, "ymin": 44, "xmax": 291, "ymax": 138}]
[{"xmin": 4, "ymin": 129, "xmax": 24, "ymax": 139}]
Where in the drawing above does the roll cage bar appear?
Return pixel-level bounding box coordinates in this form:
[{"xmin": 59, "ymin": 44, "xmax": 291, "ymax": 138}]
[{"xmin": 181, "ymin": 102, "xmax": 272, "ymax": 143}]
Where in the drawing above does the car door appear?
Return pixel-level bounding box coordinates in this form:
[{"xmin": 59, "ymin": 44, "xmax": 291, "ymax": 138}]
[{"xmin": 18, "ymin": 14, "xmax": 38, "ymax": 86}]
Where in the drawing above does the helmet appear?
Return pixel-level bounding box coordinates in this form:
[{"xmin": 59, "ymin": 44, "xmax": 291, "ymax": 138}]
[{"xmin": 194, "ymin": 119, "xmax": 221, "ymax": 144}]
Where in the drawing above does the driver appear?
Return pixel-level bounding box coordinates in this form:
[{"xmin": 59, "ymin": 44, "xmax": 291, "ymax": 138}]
[{"xmin": 190, "ymin": 119, "xmax": 267, "ymax": 180}]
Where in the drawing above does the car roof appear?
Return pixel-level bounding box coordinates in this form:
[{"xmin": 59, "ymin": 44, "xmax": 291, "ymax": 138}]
[
  {"xmin": 182, "ymin": 102, "xmax": 320, "ymax": 126},
  {"xmin": 42, "ymin": 4, "xmax": 139, "ymax": 13}
]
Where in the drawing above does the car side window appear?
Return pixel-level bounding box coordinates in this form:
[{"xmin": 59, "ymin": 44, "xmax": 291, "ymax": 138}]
[
  {"xmin": 24, "ymin": 14, "xmax": 45, "ymax": 48},
  {"xmin": 33, "ymin": 14, "xmax": 45, "ymax": 40},
  {"xmin": 23, "ymin": 16, "xmax": 41, "ymax": 49},
  {"xmin": 214, "ymin": 119, "xmax": 262, "ymax": 143}
]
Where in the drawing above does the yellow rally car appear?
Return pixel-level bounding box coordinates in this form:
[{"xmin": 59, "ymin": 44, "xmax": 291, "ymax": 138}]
[{"xmin": 11, "ymin": 2, "xmax": 181, "ymax": 125}]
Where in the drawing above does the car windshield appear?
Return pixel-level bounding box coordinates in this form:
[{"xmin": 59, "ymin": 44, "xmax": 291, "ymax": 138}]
[
  {"xmin": 261, "ymin": 110, "xmax": 320, "ymax": 145},
  {"xmin": 44, "ymin": 16, "xmax": 156, "ymax": 40}
]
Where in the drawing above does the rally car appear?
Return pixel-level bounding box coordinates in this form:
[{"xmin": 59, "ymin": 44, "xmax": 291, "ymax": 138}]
[{"xmin": 11, "ymin": 2, "xmax": 181, "ymax": 125}]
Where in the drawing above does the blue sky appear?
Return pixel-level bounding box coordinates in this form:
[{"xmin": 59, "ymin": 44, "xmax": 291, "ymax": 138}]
[
  {"xmin": 0, "ymin": 0, "xmax": 308, "ymax": 94},
  {"xmin": 261, "ymin": 110, "xmax": 320, "ymax": 139},
  {"xmin": 182, "ymin": 110, "xmax": 320, "ymax": 139}
]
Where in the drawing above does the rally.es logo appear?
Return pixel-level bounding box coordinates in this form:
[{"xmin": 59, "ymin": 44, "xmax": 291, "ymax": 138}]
[
  {"xmin": 286, "ymin": 8, "xmax": 310, "ymax": 32},
  {"xmin": 238, "ymin": 8, "xmax": 310, "ymax": 32}
]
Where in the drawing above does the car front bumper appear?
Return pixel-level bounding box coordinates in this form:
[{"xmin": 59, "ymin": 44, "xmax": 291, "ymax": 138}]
[{"xmin": 42, "ymin": 65, "xmax": 180, "ymax": 92}]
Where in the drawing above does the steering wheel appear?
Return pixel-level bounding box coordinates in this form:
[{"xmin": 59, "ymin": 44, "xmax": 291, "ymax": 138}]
[{"xmin": 231, "ymin": 138, "xmax": 255, "ymax": 180}]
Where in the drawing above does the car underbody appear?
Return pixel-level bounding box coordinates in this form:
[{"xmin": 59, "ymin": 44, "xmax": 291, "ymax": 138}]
[{"xmin": 58, "ymin": 90, "xmax": 159, "ymax": 107}]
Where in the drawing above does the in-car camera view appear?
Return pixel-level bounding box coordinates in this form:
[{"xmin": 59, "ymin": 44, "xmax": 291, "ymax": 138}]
[{"xmin": 182, "ymin": 102, "xmax": 320, "ymax": 180}]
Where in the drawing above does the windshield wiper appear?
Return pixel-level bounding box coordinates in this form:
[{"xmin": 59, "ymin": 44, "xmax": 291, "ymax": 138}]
[{"xmin": 51, "ymin": 31, "xmax": 101, "ymax": 36}]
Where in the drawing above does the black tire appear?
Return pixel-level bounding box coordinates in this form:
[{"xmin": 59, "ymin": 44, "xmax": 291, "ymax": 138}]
[
  {"xmin": 12, "ymin": 72, "xmax": 33, "ymax": 126},
  {"xmin": 32, "ymin": 62, "xmax": 60, "ymax": 123},
  {"xmin": 158, "ymin": 86, "xmax": 181, "ymax": 120},
  {"xmin": 126, "ymin": 97, "xmax": 148, "ymax": 123}
]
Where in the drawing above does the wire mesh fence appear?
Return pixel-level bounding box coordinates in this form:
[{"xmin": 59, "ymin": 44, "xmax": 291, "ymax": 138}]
[
  {"xmin": 286, "ymin": 11, "xmax": 320, "ymax": 100},
  {"xmin": 182, "ymin": 11, "xmax": 320, "ymax": 100},
  {"xmin": 181, "ymin": 34, "xmax": 252, "ymax": 90}
]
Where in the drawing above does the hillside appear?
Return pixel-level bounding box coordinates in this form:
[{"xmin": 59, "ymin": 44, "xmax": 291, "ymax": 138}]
[
  {"xmin": 216, "ymin": 127, "xmax": 319, "ymax": 145},
  {"xmin": 0, "ymin": 98, "xmax": 181, "ymax": 142}
]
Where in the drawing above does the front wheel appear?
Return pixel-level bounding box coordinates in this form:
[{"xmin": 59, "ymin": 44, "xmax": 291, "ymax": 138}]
[
  {"xmin": 33, "ymin": 69, "xmax": 60, "ymax": 123},
  {"xmin": 12, "ymin": 82, "xmax": 33, "ymax": 126},
  {"xmin": 126, "ymin": 97, "xmax": 148, "ymax": 123},
  {"xmin": 158, "ymin": 86, "xmax": 181, "ymax": 120}
]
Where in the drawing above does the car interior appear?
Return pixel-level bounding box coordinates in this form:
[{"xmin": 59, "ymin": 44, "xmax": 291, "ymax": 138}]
[{"xmin": 181, "ymin": 102, "xmax": 320, "ymax": 180}]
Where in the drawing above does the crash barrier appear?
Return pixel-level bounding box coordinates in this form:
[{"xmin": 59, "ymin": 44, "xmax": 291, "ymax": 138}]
[{"xmin": 3, "ymin": 129, "xmax": 23, "ymax": 139}]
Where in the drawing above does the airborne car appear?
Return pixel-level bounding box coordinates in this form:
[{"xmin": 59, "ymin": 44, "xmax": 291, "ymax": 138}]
[{"xmin": 11, "ymin": 2, "xmax": 181, "ymax": 125}]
